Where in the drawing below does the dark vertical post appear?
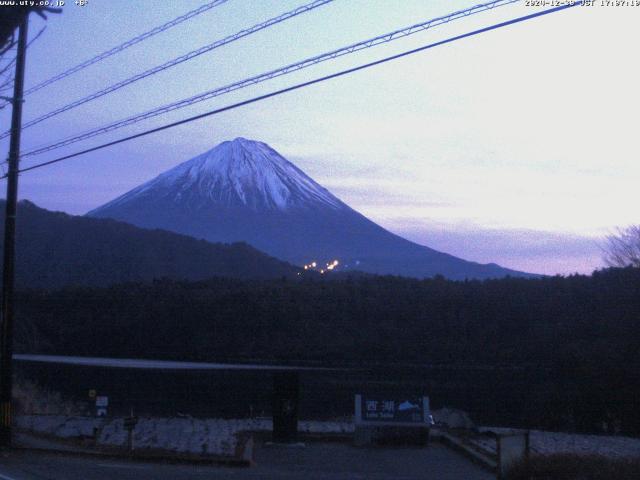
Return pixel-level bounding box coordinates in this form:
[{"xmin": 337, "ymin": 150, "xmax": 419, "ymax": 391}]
[
  {"xmin": 496, "ymin": 435, "xmax": 502, "ymax": 480},
  {"xmin": 272, "ymin": 371, "xmax": 299, "ymax": 443},
  {"xmin": 0, "ymin": 13, "xmax": 29, "ymax": 447}
]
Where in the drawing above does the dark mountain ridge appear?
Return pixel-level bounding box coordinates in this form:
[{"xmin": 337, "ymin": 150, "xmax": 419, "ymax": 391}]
[{"xmin": 0, "ymin": 200, "xmax": 300, "ymax": 289}]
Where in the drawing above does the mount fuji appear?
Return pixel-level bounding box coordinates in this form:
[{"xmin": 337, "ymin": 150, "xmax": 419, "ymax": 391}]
[{"xmin": 88, "ymin": 138, "xmax": 530, "ymax": 280}]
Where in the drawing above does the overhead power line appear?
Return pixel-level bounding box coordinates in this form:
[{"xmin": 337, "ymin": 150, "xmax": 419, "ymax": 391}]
[
  {"xmin": 21, "ymin": 0, "xmax": 520, "ymax": 158},
  {"xmin": 6, "ymin": 2, "xmax": 581, "ymax": 180},
  {"xmin": 0, "ymin": 26, "xmax": 46, "ymax": 101},
  {"xmin": 23, "ymin": 0, "xmax": 230, "ymax": 97},
  {"xmin": 0, "ymin": 0, "xmax": 334, "ymax": 140}
]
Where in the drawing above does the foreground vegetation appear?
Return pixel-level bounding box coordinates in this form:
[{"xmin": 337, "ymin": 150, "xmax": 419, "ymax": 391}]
[
  {"xmin": 507, "ymin": 454, "xmax": 640, "ymax": 480},
  {"xmin": 13, "ymin": 380, "xmax": 88, "ymax": 416},
  {"xmin": 14, "ymin": 267, "xmax": 640, "ymax": 434}
]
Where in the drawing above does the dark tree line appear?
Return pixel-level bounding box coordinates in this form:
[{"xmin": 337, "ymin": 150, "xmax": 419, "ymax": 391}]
[{"xmin": 13, "ymin": 267, "xmax": 640, "ymax": 434}]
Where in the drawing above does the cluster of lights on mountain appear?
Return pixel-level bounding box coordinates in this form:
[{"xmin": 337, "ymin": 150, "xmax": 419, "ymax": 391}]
[{"xmin": 301, "ymin": 259, "xmax": 340, "ymax": 274}]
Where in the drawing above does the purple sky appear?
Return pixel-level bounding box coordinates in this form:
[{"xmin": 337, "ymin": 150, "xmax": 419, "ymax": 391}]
[{"xmin": 1, "ymin": 0, "xmax": 639, "ymax": 275}]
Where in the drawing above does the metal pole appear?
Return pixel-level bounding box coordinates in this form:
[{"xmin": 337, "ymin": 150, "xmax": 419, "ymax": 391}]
[{"xmin": 0, "ymin": 13, "xmax": 29, "ymax": 447}]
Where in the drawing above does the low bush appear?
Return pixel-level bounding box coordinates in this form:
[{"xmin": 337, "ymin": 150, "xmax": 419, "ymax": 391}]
[
  {"xmin": 507, "ymin": 453, "xmax": 640, "ymax": 480},
  {"xmin": 13, "ymin": 379, "xmax": 89, "ymax": 416}
]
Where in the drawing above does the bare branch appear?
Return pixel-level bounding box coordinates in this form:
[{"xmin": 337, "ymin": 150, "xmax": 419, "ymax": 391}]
[
  {"xmin": 603, "ymin": 225, "xmax": 640, "ymax": 268},
  {"xmin": 0, "ymin": 35, "xmax": 16, "ymax": 58}
]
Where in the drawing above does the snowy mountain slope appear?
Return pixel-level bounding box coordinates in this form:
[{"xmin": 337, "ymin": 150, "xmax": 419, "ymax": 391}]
[
  {"xmin": 98, "ymin": 138, "xmax": 344, "ymax": 212},
  {"xmin": 88, "ymin": 138, "xmax": 532, "ymax": 280}
]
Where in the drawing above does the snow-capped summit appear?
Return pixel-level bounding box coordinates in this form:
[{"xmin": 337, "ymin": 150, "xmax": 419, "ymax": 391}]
[
  {"xmin": 98, "ymin": 137, "xmax": 343, "ymax": 213},
  {"xmin": 89, "ymin": 139, "xmax": 532, "ymax": 280}
]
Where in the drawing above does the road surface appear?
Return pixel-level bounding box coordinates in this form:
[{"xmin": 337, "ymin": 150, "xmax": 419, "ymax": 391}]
[{"xmin": 0, "ymin": 442, "xmax": 493, "ymax": 479}]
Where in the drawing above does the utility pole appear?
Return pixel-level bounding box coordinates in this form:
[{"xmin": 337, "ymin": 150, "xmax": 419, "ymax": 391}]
[{"xmin": 0, "ymin": 13, "xmax": 29, "ymax": 447}]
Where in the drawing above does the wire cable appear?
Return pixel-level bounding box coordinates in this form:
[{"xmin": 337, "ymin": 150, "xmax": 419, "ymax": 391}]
[
  {"xmin": 0, "ymin": 0, "xmax": 334, "ymax": 140},
  {"xmin": 0, "ymin": 26, "xmax": 46, "ymax": 99},
  {"xmin": 23, "ymin": 0, "xmax": 230, "ymax": 97},
  {"xmin": 20, "ymin": 0, "xmax": 520, "ymax": 158},
  {"xmin": 4, "ymin": 2, "xmax": 580, "ymax": 180}
]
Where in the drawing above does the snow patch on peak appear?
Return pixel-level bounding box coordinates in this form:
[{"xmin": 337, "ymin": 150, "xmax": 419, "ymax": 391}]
[{"xmin": 95, "ymin": 139, "xmax": 346, "ymax": 213}]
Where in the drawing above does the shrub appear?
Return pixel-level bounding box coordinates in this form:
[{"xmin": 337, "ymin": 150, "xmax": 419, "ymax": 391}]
[
  {"xmin": 507, "ymin": 453, "xmax": 640, "ymax": 480},
  {"xmin": 13, "ymin": 379, "xmax": 89, "ymax": 416}
]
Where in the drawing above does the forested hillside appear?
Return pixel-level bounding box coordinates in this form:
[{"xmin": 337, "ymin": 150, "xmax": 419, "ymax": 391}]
[
  {"xmin": 0, "ymin": 200, "xmax": 300, "ymax": 288},
  {"xmin": 14, "ymin": 268, "xmax": 640, "ymax": 433}
]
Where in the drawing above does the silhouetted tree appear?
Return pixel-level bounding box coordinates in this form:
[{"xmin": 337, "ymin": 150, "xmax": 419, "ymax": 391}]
[
  {"xmin": 604, "ymin": 225, "xmax": 640, "ymax": 268},
  {"xmin": 12, "ymin": 268, "xmax": 640, "ymax": 434}
]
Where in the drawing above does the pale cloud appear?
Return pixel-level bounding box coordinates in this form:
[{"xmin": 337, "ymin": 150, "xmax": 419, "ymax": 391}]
[{"xmin": 388, "ymin": 221, "xmax": 604, "ymax": 275}]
